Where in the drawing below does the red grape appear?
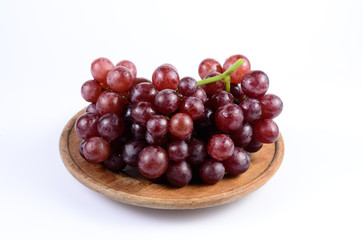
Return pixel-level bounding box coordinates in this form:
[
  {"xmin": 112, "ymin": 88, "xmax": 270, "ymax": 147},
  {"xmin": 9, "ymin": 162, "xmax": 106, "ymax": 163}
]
[
  {"xmin": 230, "ymin": 123, "xmax": 253, "ymax": 148},
  {"xmin": 154, "ymin": 89, "xmax": 180, "ymax": 115},
  {"xmin": 131, "ymin": 123, "xmax": 146, "ymax": 140},
  {"xmin": 254, "ymin": 119, "xmax": 279, "ymax": 143},
  {"xmin": 152, "ymin": 65, "xmax": 179, "ymax": 90},
  {"xmin": 131, "ymin": 101, "xmax": 156, "ymax": 126},
  {"xmin": 240, "ymin": 98, "xmax": 262, "ymax": 122},
  {"xmin": 169, "ymin": 113, "xmax": 193, "ymax": 138},
  {"xmin": 79, "ymin": 140, "xmax": 86, "ymax": 159},
  {"xmin": 91, "ymin": 57, "xmax": 114, "ymax": 84},
  {"xmin": 83, "ymin": 137, "xmax": 111, "ymax": 163},
  {"xmin": 207, "ymin": 134, "xmax": 234, "ymax": 161},
  {"xmin": 81, "ymin": 80, "xmax": 102, "ymax": 103},
  {"xmin": 168, "ymin": 140, "xmax": 189, "ymax": 162},
  {"xmin": 198, "ymin": 58, "xmax": 222, "ymax": 79},
  {"xmin": 122, "ymin": 140, "xmax": 147, "ymax": 167},
  {"xmin": 97, "ymin": 113, "xmax": 124, "ymax": 141},
  {"xmin": 75, "ymin": 113, "xmax": 99, "ymax": 139},
  {"xmin": 179, "ymin": 97, "xmax": 205, "ymax": 120},
  {"xmin": 244, "ymin": 137, "xmax": 263, "ymax": 152},
  {"xmin": 192, "ymin": 87, "xmax": 207, "ymax": 103},
  {"xmin": 116, "ymin": 60, "xmax": 137, "ymax": 78},
  {"xmin": 209, "ymin": 90, "xmax": 234, "ymax": 109},
  {"xmin": 103, "ymin": 153, "xmax": 126, "ymax": 172},
  {"xmin": 259, "ymin": 94, "xmax": 283, "ymax": 119},
  {"xmin": 199, "ymin": 160, "xmax": 225, "ymax": 184},
  {"xmin": 145, "ymin": 131, "xmax": 168, "ymax": 146},
  {"xmin": 166, "ymin": 161, "xmax": 192, "ymax": 187},
  {"xmin": 107, "ymin": 66, "xmax": 134, "ymax": 93},
  {"xmin": 230, "ymin": 83, "xmax": 242, "ymax": 100},
  {"xmin": 223, "ymin": 147, "xmax": 250, "ymax": 176},
  {"xmin": 130, "ymin": 82, "xmax": 158, "ymax": 104},
  {"xmin": 223, "ymin": 54, "xmax": 251, "ymax": 84},
  {"xmin": 138, "ymin": 146, "xmax": 169, "ymax": 179},
  {"xmin": 241, "ymin": 70, "xmax": 269, "ymax": 98},
  {"xmin": 178, "ymin": 77, "xmax": 198, "ymax": 96},
  {"xmin": 146, "ymin": 115, "xmax": 169, "ymax": 137},
  {"xmin": 214, "ymin": 103, "xmax": 244, "ymax": 133},
  {"xmin": 85, "ymin": 103, "xmax": 99, "ymax": 116},
  {"xmin": 186, "ymin": 138, "xmax": 207, "ymax": 165},
  {"xmin": 96, "ymin": 91, "xmax": 126, "ymax": 116}
]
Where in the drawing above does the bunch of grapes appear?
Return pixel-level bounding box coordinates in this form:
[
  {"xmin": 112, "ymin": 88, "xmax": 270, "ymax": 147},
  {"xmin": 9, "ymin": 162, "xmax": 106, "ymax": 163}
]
[{"xmin": 75, "ymin": 55, "xmax": 283, "ymax": 187}]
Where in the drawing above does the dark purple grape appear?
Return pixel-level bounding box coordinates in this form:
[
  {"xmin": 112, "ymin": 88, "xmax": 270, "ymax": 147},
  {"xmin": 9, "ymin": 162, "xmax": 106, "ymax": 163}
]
[
  {"xmin": 230, "ymin": 123, "xmax": 253, "ymax": 148},
  {"xmin": 214, "ymin": 103, "xmax": 244, "ymax": 133},
  {"xmin": 86, "ymin": 103, "xmax": 99, "ymax": 115},
  {"xmin": 103, "ymin": 153, "xmax": 126, "ymax": 172},
  {"xmin": 138, "ymin": 146, "xmax": 169, "ymax": 179},
  {"xmin": 186, "ymin": 138, "xmax": 207, "ymax": 165},
  {"xmin": 230, "ymin": 83, "xmax": 242, "ymax": 100},
  {"xmin": 178, "ymin": 77, "xmax": 198, "ymax": 96},
  {"xmin": 254, "ymin": 119, "xmax": 279, "ymax": 143},
  {"xmin": 146, "ymin": 115, "xmax": 169, "ymax": 137},
  {"xmin": 83, "ymin": 137, "xmax": 111, "ymax": 163},
  {"xmin": 97, "ymin": 113, "xmax": 124, "ymax": 141},
  {"xmin": 241, "ymin": 70, "xmax": 269, "ymax": 98},
  {"xmin": 169, "ymin": 113, "xmax": 193, "ymax": 138},
  {"xmin": 244, "ymin": 137, "xmax": 263, "ymax": 152},
  {"xmin": 79, "ymin": 140, "xmax": 86, "ymax": 159},
  {"xmin": 179, "ymin": 97, "xmax": 205, "ymax": 120},
  {"xmin": 240, "ymin": 98, "xmax": 262, "ymax": 122},
  {"xmin": 145, "ymin": 131, "xmax": 168, "ymax": 146},
  {"xmin": 259, "ymin": 94, "xmax": 283, "ymax": 119},
  {"xmin": 111, "ymin": 131, "xmax": 132, "ymax": 154},
  {"xmin": 207, "ymin": 134, "xmax": 234, "ymax": 161},
  {"xmin": 152, "ymin": 65, "xmax": 179, "ymax": 91},
  {"xmin": 192, "ymin": 87, "xmax": 207, "ymax": 103},
  {"xmin": 168, "ymin": 140, "xmax": 189, "ymax": 162},
  {"xmin": 81, "ymin": 80, "xmax": 102, "ymax": 103},
  {"xmin": 209, "ymin": 90, "xmax": 234, "ymax": 109},
  {"xmin": 131, "ymin": 123, "xmax": 147, "ymax": 140},
  {"xmin": 194, "ymin": 106, "xmax": 214, "ymax": 129},
  {"xmin": 166, "ymin": 161, "xmax": 192, "ymax": 187},
  {"xmin": 75, "ymin": 112, "xmax": 99, "ymax": 139},
  {"xmin": 198, "ymin": 58, "xmax": 222, "ymax": 79},
  {"xmin": 131, "ymin": 101, "xmax": 156, "ymax": 126},
  {"xmin": 96, "ymin": 90, "xmax": 126, "ymax": 116},
  {"xmin": 122, "ymin": 104, "xmax": 133, "ymax": 123},
  {"xmin": 154, "ymin": 89, "xmax": 180, "ymax": 115},
  {"xmin": 130, "ymin": 82, "xmax": 158, "ymax": 104},
  {"xmin": 122, "ymin": 140, "xmax": 147, "ymax": 167},
  {"xmin": 199, "ymin": 160, "xmax": 225, "ymax": 184},
  {"xmin": 223, "ymin": 147, "xmax": 250, "ymax": 176},
  {"xmin": 168, "ymin": 132, "xmax": 193, "ymax": 143}
]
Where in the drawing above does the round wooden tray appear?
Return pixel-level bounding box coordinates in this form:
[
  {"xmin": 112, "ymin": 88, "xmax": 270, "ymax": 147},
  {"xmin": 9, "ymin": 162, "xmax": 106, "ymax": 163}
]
[{"xmin": 59, "ymin": 109, "xmax": 284, "ymax": 209}]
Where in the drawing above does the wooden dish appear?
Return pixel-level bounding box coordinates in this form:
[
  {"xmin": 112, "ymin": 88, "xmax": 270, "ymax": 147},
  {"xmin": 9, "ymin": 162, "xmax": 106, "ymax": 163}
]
[{"xmin": 59, "ymin": 109, "xmax": 284, "ymax": 209}]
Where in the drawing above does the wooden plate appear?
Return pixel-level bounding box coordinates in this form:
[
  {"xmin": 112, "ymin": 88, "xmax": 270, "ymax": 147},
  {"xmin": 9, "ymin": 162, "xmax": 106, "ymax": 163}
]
[{"xmin": 59, "ymin": 109, "xmax": 284, "ymax": 209}]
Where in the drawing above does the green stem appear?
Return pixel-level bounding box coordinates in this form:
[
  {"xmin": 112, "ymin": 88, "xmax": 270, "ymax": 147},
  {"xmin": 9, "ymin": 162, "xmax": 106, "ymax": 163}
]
[
  {"xmin": 197, "ymin": 74, "xmax": 225, "ymax": 86},
  {"xmin": 223, "ymin": 59, "xmax": 245, "ymax": 75},
  {"xmin": 224, "ymin": 76, "xmax": 231, "ymax": 92}
]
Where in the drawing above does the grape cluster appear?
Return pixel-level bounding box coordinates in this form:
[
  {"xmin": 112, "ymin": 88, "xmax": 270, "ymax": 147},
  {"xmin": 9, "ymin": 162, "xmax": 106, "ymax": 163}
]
[{"xmin": 75, "ymin": 55, "xmax": 283, "ymax": 187}]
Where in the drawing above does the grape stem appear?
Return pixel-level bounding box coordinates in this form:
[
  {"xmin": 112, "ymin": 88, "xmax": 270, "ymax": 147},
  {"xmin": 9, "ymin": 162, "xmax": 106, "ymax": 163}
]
[{"xmin": 197, "ymin": 58, "xmax": 245, "ymax": 92}]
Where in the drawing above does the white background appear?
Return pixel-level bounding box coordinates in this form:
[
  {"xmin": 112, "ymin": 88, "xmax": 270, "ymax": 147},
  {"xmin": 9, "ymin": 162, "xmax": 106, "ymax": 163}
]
[{"xmin": 1, "ymin": 0, "xmax": 361, "ymax": 239}]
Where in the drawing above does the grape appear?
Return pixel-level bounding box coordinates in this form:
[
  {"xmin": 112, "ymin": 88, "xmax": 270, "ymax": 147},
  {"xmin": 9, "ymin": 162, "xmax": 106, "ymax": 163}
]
[
  {"xmin": 200, "ymin": 72, "xmax": 225, "ymax": 96},
  {"xmin": 192, "ymin": 87, "xmax": 207, "ymax": 103},
  {"xmin": 145, "ymin": 131, "xmax": 168, "ymax": 146},
  {"xmin": 122, "ymin": 104, "xmax": 133, "ymax": 123},
  {"xmin": 230, "ymin": 83, "xmax": 242, "ymax": 100},
  {"xmin": 198, "ymin": 58, "xmax": 222, "ymax": 79},
  {"xmin": 254, "ymin": 119, "xmax": 279, "ymax": 143},
  {"xmin": 75, "ymin": 113, "xmax": 99, "ymax": 139},
  {"xmin": 214, "ymin": 103, "xmax": 244, "ymax": 133},
  {"xmin": 107, "ymin": 66, "xmax": 134, "ymax": 93},
  {"xmin": 169, "ymin": 113, "xmax": 193, "ymax": 138},
  {"xmin": 199, "ymin": 160, "xmax": 225, "ymax": 184},
  {"xmin": 154, "ymin": 89, "xmax": 180, "ymax": 115},
  {"xmin": 130, "ymin": 82, "xmax": 158, "ymax": 104},
  {"xmin": 116, "ymin": 60, "xmax": 137, "ymax": 78},
  {"xmin": 103, "ymin": 153, "xmax": 126, "ymax": 172},
  {"xmin": 152, "ymin": 64, "xmax": 180, "ymax": 90},
  {"xmin": 207, "ymin": 134, "xmax": 234, "ymax": 161},
  {"xmin": 194, "ymin": 106, "xmax": 214, "ymax": 129},
  {"xmin": 179, "ymin": 97, "xmax": 205, "ymax": 120},
  {"xmin": 244, "ymin": 137, "xmax": 263, "ymax": 153},
  {"xmin": 223, "ymin": 54, "xmax": 251, "ymax": 84},
  {"xmin": 122, "ymin": 140, "xmax": 147, "ymax": 167},
  {"xmin": 178, "ymin": 77, "xmax": 198, "ymax": 96},
  {"xmin": 147, "ymin": 115, "xmax": 169, "ymax": 137},
  {"xmin": 138, "ymin": 146, "xmax": 169, "ymax": 179},
  {"xmin": 131, "ymin": 101, "xmax": 156, "ymax": 126},
  {"xmin": 97, "ymin": 113, "xmax": 124, "ymax": 141},
  {"xmin": 132, "ymin": 77, "xmax": 151, "ymax": 86},
  {"xmin": 259, "ymin": 94, "xmax": 283, "ymax": 119},
  {"xmin": 168, "ymin": 140, "xmax": 189, "ymax": 162},
  {"xmin": 81, "ymin": 80, "xmax": 102, "ymax": 103},
  {"xmin": 209, "ymin": 90, "xmax": 234, "ymax": 109},
  {"xmin": 166, "ymin": 161, "xmax": 192, "ymax": 187},
  {"xmin": 240, "ymin": 98, "xmax": 262, "ymax": 122},
  {"xmin": 168, "ymin": 132, "xmax": 192, "ymax": 143},
  {"xmin": 230, "ymin": 123, "xmax": 253, "ymax": 148},
  {"xmin": 111, "ymin": 131, "xmax": 132, "ymax": 154},
  {"xmin": 79, "ymin": 140, "xmax": 86, "ymax": 159},
  {"xmin": 186, "ymin": 138, "xmax": 207, "ymax": 165},
  {"xmin": 131, "ymin": 123, "xmax": 147, "ymax": 140},
  {"xmin": 223, "ymin": 147, "xmax": 250, "ymax": 176},
  {"xmin": 85, "ymin": 103, "xmax": 99, "ymax": 115},
  {"xmin": 91, "ymin": 57, "xmax": 114, "ymax": 84},
  {"xmin": 241, "ymin": 70, "xmax": 269, "ymax": 98},
  {"xmin": 162, "ymin": 63, "xmax": 177, "ymax": 72},
  {"xmin": 96, "ymin": 91, "xmax": 125, "ymax": 116},
  {"xmin": 83, "ymin": 137, "xmax": 111, "ymax": 163}
]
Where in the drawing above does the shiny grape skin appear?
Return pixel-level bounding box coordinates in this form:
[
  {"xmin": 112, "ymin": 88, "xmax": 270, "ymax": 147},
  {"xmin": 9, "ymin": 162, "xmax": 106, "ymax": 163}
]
[
  {"xmin": 79, "ymin": 140, "xmax": 86, "ymax": 159},
  {"xmin": 103, "ymin": 153, "xmax": 126, "ymax": 172},
  {"xmin": 214, "ymin": 103, "xmax": 244, "ymax": 133},
  {"xmin": 259, "ymin": 94, "xmax": 283, "ymax": 119},
  {"xmin": 75, "ymin": 113, "xmax": 99, "ymax": 139},
  {"xmin": 130, "ymin": 82, "xmax": 158, "ymax": 104},
  {"xmin": 207, "ymin": 134, "xmax": 235, "ymax": 161},
  {"xmin": 122, "ymin": 104, "xmax": 133, "ymax": 123},
  {"xmin": 85, "ymin": 103, "xmax": 99, "ymax": 116},
  {"xmin": 169, "ymin": 113, "xmax": 193, "ymax": 138},
  {"xmin": 178, "ymin": 77, "xmax": 198, "ymax": 96},
  {"xmin": 209, "ymin": 90, "xmax": 234, "ymax": 109},
  {"xmin": 152, "ymin": 65, "xmax": 180, "ymax": 90},
  {"xmin": 223, "ymin": 147, "xmax": 250, "ymax": 176},
  {"xmin": 230, "ymin": 83, "xmax": 242, "ymax": 100},
  {"xmin": 168, "ymin": 140, "xmax": 189, "ymax": 162},
  {"xmin": 244, "ymin": 137, "xmax": 263, "ymax": 153},
  {"xmin": 194, "ymin": 106, "xmax": 214, "ymax": 129},
  {"xmin": 200, "ymin": 72, "xmax": 225, "ymax": 96},
  {"xmin": 146, "ymin": 115, "xmax": 169, "ymax": 137},
  {"xmin": 199, "ymin": 160, "xmax": 225, "ymax": 184},
  {"xmin": 223, "ymin": 54, "xmax": 251, "ymax": 84},
  {"xmin": 166, "ymin": 161, "xmax": 192, "ymax": 187},
  {"xmin": 107, "ymin": 66, "xmax": 134, "ymax": 93},
  {"xmin": 192, "ymin": 87, "xmax": 207, "ymax": 103},
  {"xmin": 97, "ymin": 113, "xmax": 124, "ymax": 141},
  {"xmin": 230, "ymin": 123, "xmax": 253, "ymax": 148},
  {"xmin": 145, "ymin": 131, "xmax": 168, "ymax": 146},
  {"xmin": 198, "ymin": 58, "xmax": 222, "ymax": 79},
  {"xmin": 91, "ymin": 57, "xmax": 114, "ymax": 84},
  {"xmin": 241, "ymin": 70, "xmax": 269, "ymax": 98},
  {"xmin": 83, "ymin": 137, "xmax": 111, "ymax": 163},
  {"xmin": 138, "ymin": 146, "xmax": 169, "ymax": 179},
  {"xmin": 131, "ymin": 123, "xmax": 147, "ymax": 140},
  {"xmin": 96, "ymin": 91, "xmax": 126, "ymax": 116},
  {"xmin": 122, "ymin": 140, "xmax": 147, "ymax": 167},
  {"xmin": 186, "ymin": 138, "xmax": 207, "ymax": 165},
  {"xmin": 154, "ymin": 89, "xmax": 180, "ymax": 115},
  {"xmin": 81, "ymin": 80, "xmax": 103, "ymax": 103},
  {"xmin": 131, "ymin": 101, "xmax": 157, "ymax": 126},
  {"xmin": 116, "ymin": 60, "xmax": 137, "ymax": 78},
  {"xmin": 254, "ymin": 119, "xmax": 279, "ymax": 143},
  {"xmin": 179, "ymin": 97, "xmax": 205, "ymax": 120},
  {"xmin": 240, "ymin": 98, "xmax": 262, "ymax": 122}
]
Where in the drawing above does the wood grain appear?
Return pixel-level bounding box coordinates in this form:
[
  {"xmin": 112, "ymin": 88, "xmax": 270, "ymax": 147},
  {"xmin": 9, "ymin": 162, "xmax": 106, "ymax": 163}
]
[{"xmin": 59, "ymin": 109, "xmax": 285, "ymax": 209}]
